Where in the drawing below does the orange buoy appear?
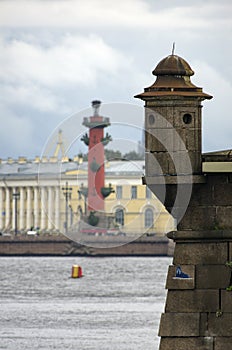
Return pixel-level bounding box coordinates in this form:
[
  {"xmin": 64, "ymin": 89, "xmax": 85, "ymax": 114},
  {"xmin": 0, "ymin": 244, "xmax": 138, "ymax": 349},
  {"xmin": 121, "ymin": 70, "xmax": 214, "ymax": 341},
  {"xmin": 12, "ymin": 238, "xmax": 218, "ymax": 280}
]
[
  {"xmin": 71, "ymin": 265, "xmax": 83, "ymax": 278},
  {"xmin": 78, "ymin": 266, "xmax": 83, "ymax": 278}
]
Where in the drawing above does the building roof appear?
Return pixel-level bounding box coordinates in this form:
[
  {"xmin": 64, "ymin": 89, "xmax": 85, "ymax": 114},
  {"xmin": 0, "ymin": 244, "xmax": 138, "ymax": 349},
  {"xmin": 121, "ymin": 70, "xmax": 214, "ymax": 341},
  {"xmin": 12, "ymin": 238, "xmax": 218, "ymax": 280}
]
[
  {"xmin": 0, "ymin": 159, "xmax": 79, "ymax": 179},
  {"xmin": 203, "ymin": 150, "xmax": 232, "ymax": 162},
  {"xmin": 202, "ymin": 149, "xmax": 232, "ymax": 173},
  {"xmin": 135, "ymin": 53, "xmax": 212, "ymax": 100},
  {"xmin": 0, "ymin": 159, "xmax": 145, "ymax": 180},
  {"xmin": 105, "ymin": 160, "xmax": 145, "ymax": 176},
  {"xmin": 152, "ymin": 54, "xmax": 194, "ymax": 76}
]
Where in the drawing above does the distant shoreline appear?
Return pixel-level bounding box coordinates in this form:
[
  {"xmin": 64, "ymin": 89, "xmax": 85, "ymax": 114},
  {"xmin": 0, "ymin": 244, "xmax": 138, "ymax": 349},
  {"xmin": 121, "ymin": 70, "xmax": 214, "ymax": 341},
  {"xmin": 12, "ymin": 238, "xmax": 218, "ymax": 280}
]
[{"xmin": 0, "ymin": 234, "xmax": 174, "ymax": 257}]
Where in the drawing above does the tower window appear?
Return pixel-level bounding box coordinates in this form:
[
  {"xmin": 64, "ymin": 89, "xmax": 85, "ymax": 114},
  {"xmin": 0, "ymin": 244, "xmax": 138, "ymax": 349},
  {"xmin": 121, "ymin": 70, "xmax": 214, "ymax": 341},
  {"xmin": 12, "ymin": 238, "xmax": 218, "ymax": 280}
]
[
  {"xmin": 183, "ymin": 113, "xmax": 192, "ymax": 124},
  {"xmin": 149, "ymin": 114, "xmax": 155, "ymax": 125}
]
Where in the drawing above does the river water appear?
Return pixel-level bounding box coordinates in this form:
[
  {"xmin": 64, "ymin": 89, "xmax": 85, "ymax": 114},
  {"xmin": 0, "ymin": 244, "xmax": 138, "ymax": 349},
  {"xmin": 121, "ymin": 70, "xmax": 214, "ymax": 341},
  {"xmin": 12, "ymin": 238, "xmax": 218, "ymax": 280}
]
[{"xmin": 0, "ymin": 256, "xmax": 171, "ymax": 350}]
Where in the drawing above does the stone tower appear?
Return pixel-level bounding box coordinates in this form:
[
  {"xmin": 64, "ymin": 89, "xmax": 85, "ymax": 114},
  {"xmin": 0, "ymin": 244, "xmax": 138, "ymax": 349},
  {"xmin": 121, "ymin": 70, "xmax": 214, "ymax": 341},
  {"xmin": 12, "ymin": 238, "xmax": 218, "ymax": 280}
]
[
  {"xmin": 135, "ymin": 54, "xmax": 212, "ymax": 176},
  {"xmin": 136, "ymin": 53, "xmax": 232, "ymax": 350}
]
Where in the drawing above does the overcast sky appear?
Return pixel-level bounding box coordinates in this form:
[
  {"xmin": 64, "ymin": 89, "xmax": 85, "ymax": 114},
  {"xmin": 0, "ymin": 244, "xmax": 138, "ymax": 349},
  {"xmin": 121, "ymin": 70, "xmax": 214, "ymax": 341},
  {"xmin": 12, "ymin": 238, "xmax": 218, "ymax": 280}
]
[{"xmin": 0, "ymin": 0, "xmax": 231, "ymax": 159}]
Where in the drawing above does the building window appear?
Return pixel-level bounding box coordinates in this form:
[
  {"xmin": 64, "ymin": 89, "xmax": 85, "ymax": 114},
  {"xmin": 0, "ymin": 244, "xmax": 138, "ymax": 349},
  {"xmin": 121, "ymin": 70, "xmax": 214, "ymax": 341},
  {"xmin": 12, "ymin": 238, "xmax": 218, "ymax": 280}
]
[
  {"xmin": 116, "ymin": 186, "xmax": 122, "ymax": 199},
  {"xmin": 149, "ymin": 114, "xmax": 155, "ymax": 125},
  {"xmin": 145, "ymin": 208, "xmax": 154, "ymax": 228},
  {"xmin": 183, "ymin": 113, "xmax": 192, "ymax": 124},
  {"xmin": 146, "ymin": 186, "xmax": 152, "ymax": 199},
  {"xmin": 131, "ymin": 186, "xmax": 137, "ymax": 199},
  {"xmin": 115, "ymin": 208, "xmax": 124, "ymax": 226}
]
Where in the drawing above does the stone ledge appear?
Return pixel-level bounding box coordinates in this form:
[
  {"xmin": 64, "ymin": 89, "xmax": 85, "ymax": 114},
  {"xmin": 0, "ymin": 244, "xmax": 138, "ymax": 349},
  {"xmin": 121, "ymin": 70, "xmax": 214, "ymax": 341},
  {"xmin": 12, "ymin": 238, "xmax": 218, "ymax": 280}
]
[
  {"xmin": 143, "ymin": 174, "xmax": 206, "ymax": 185},
  {"xmin": 167, "ymin": 230, "xmax": 232, "ymax": 242}
]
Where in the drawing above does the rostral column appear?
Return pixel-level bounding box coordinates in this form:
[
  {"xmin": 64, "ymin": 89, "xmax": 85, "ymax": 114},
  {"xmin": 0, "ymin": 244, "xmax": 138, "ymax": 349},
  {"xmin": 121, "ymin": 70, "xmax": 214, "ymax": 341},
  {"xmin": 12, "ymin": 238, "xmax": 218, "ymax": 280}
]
[{"xmin": 81, "ymin": 100, "xmax": 112, "ymax": 212}]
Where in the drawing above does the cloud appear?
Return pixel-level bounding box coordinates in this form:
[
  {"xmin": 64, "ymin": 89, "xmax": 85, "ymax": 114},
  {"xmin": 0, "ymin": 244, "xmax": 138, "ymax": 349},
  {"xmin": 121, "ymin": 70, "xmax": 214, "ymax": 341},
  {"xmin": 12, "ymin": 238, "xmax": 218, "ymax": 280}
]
[
  {"xmin": 1, "ymin": 83, "xmax": 64, "ymax": 112},
  {"xmin": 0, "ymin": 104, "xmax": 36, "ymax": 157},
  {"xmin": 0, "ymin": 0, "xmax": 231, "ymax": 158},
  {"xmin": 0, "ymin": 34, "xmax": 129, "ymax": 87},
  {"xmin": 0, "ymin": 0, "xmax": 231, "ymax": 30},
  {"xmin": 0, "ymin": 32, "xmax": 143, "ymax": 118},
  {"xmin": 0, "ymin": 31, "xmax": 146, "ymax": 157}
]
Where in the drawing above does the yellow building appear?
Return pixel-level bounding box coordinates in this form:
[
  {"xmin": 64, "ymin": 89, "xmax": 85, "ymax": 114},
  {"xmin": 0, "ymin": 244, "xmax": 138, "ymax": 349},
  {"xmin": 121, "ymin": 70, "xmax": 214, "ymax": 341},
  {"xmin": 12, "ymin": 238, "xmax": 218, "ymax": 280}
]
[
  {"xmin": 0, "ymin": 156, "xmax": 175, "ymax": 236},
  {"xmin": 65, "ymin": 159, "xmax": 175, "ymax": 236}
]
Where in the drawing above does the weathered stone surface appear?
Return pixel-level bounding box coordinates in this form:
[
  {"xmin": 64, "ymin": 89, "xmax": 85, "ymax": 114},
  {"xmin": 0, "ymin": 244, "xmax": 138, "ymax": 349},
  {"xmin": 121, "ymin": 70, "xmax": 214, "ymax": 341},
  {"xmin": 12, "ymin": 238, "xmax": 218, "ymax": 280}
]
[
  {"xmin": 221, "ymin": 290, "xmax": 232, "ymax": 312},
  {"xmin": 214, "ymin": 183, "xmax": 232, "ymax": 206},
  {"xmin": 199, "ymin": 313, "xmax": 208, "ymax": 336},
  {"xmin": 178, "ymin": 179, "xmax": 232, "ymax": 231},
  {"xmin": 181, "ymin": 177, "xmax": 232, "ymax": 209},
  {"xmin": 208, "ymin": 313, "xmax": 232, "ymax": 336},
  {"xmin": 145, "ymin": 152, "xmax": 169, "ymax": 175},
  {"xmin": 173, "ymin": 128, "xmax": 189, "ymax": 151},
  {"xmin": 216, "ymin": 206, "xmax": 232, "ymax": 229},
  {"xmin": 215, "ymin": 337, "xmax": 232, "ymax": 350},
  {"xmin": 165, "ymin": 290, "xmax": 219, "ymax": 312},
  {"xmin": 146, "ymin": 128, "xmax": 174, "ymax": 152},
  {"xmin": 145, "ymin": 107, "xmax": 170, "ymax": 128},
  {"xmin": 204, "ymin": 174, "xmax": 229, "ymax": 186},
  {"xmin": 187, "ymin": 183, "xmax": 214, "ymax": 206},
  {"xmin": 159, "ymin": 337, "xmax": 214, "ymax": 350},
  {"xmin": 168, "ymin": 151, "xmax": 195, "ymax": 174},
  {"xmin": 163, "ymin": 184, "xmax": 177, "ymax": 208},
  {"xmin": 166, "ymin": 265, "xmax": 195, "ymax": 290},
  {"xmin": 188, "ymin": 151, "xmax": 202, "ymax": 174},
  {"xmin": 178, "ymin": 206, "xmax": 217, "ymax": 230},
  {"xmin": 196, "ymin": 265, "xmax": 230, "ymax": 289},
  {"xmin": 173, "ymin": 242, "xmax": 228, "ymax": 265},
  {"xmin": 185, "ymin": 128, "xmax": 200, "ymax": 151},
  {"xmin": 145, "ymin": 150, "xmax": 197, "ymax": 176},
  {"xmin": 158, "ymin": 313, "xmax": 200, "ymax": 336}
]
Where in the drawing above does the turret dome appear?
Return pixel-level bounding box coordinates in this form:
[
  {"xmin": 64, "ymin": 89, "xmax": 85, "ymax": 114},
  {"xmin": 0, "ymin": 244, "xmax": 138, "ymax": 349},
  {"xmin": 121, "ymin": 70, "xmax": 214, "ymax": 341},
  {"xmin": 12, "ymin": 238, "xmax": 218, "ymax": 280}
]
[
  {"xmin": 135, "ymin": 52, "xmax": 212, "ymax": 101},
  {"xmin": 153, "ymin": 54, "xmax": 194, "ymax": 77}
]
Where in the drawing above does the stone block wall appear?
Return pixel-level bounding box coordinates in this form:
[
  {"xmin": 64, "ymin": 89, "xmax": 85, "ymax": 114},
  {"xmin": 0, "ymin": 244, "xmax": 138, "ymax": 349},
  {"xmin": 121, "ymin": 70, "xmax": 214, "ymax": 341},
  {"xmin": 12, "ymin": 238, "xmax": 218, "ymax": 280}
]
[
  {"xmin": 178, "ymin": 174, "xmax": 232, "ymax": 231},
  {"xmin": 158, "ymin": 231, "xmax": 232, "ymax": 350}
]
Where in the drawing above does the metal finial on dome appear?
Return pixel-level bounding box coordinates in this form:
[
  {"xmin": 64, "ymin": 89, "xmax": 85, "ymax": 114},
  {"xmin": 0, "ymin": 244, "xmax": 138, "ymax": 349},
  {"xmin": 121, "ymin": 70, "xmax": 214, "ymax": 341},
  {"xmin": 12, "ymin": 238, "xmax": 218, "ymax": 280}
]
[
  {"xmin": 92, "ymin": 100, "xmax": 101, "ymax": 116},
  {"xmin": 172, "ymin": 42, "xmax": 175, "ymax": 55}
]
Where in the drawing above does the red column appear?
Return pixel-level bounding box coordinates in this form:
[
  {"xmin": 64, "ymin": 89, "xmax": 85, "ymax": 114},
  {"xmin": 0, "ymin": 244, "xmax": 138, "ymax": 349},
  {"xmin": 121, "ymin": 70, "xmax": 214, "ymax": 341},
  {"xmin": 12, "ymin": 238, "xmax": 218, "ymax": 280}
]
[{"xmin": 88, "ymin": 118, "xmax": 105, "ymax": 211}]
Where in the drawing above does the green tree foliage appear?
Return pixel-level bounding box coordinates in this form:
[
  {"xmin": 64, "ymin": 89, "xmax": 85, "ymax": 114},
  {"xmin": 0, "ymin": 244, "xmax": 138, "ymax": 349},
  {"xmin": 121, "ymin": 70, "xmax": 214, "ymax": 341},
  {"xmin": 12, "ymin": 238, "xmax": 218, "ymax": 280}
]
[
  {"xmin": 80, "ymin": 149, "xmax": 144, "ymax": 161},
  {"xmin": 105, "ymin": 149, "xmax": 122, "ymax": 160},
  {"xmin": 123, "ymin": 150, "xmax": 144, "ymax": 160}
]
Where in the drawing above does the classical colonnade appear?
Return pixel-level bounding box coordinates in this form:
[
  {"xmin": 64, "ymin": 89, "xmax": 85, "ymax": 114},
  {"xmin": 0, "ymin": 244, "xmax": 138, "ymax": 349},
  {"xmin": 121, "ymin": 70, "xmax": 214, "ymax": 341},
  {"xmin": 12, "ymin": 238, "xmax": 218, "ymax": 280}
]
[{"xmin": 0, "ymin": 186, "xmax": 62, "ymax": 232}]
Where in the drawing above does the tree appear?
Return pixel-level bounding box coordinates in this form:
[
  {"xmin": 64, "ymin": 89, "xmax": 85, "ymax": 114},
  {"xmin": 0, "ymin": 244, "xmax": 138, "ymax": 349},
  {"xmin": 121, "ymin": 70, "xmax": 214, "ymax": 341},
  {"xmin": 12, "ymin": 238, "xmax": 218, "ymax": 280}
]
[
  {"xmin": 80, "ymin": 149, "xmax": 144, "ymax": 162},
  {"xmin": 105, "ymin": 149, "xmax": 122, "ymax": 160},
  {"xmin": 123, "ymin": 150, "xmax": 144, "ymax": 160}
]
